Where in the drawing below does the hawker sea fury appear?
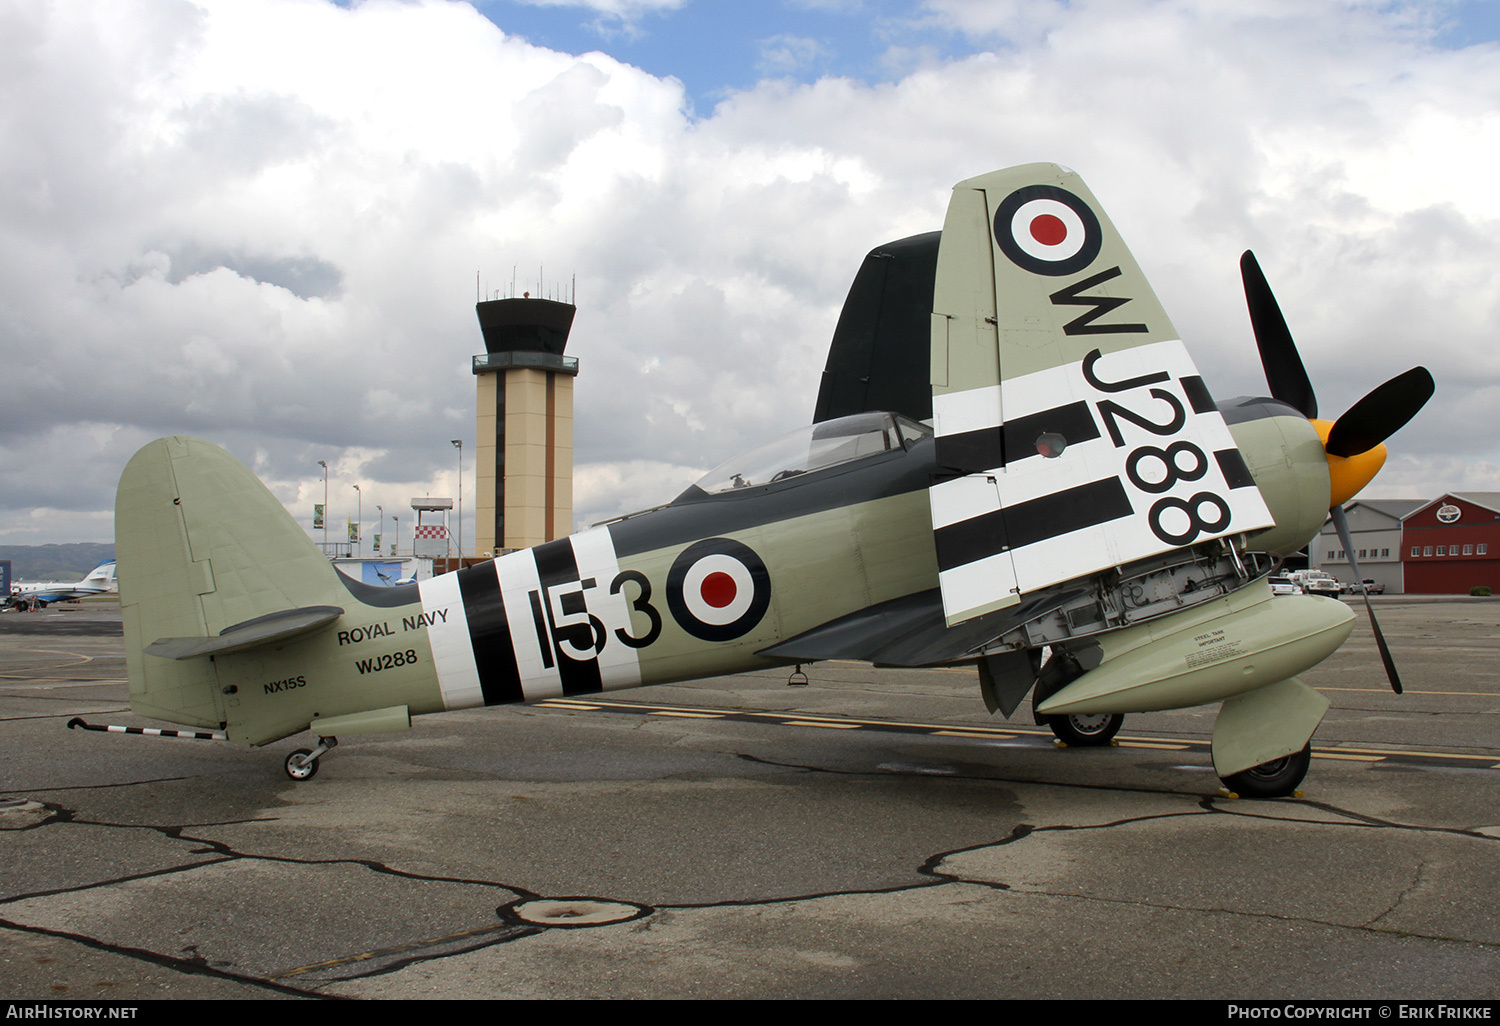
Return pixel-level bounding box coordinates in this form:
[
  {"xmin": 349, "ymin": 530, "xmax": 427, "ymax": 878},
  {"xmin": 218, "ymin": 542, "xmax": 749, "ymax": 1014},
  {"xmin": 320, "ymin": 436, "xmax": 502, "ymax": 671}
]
[{"xmin": 89, "ymin": 164, "xmax": 1433, "ymax": 797}]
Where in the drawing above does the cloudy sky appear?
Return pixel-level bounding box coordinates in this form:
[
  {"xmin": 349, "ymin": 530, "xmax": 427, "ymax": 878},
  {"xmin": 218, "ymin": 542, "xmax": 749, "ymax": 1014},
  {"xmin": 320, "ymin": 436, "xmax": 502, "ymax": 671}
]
[{"xmin": 2, "ymin": 0, "xmax": 1497, "ymax": 550}]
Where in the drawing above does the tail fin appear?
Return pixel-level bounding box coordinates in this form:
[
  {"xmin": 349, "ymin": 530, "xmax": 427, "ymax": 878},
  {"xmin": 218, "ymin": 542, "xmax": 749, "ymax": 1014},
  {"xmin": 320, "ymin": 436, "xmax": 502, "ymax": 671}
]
[
  {"xmin": 116, "ymin": 436, "xmax": 346, "ymax": 728},
  {"xmin": 80, "ymin": 560, "xmax": 118, "ymax": 591}
]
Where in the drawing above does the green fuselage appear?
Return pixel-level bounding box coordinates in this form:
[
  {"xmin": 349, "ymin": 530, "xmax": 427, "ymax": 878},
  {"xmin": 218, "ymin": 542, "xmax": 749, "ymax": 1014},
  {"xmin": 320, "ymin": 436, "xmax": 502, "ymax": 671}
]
[{"xmin": 179, "ymin": 398, "xmax": 1326, "ymax": 746}]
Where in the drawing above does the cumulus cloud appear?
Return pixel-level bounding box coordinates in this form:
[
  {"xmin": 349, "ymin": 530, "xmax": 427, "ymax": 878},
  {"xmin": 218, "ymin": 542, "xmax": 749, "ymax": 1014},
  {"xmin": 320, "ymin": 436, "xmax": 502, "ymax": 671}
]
[
  {"xmin": 0, "ymin": 0, "xmax": 1495, "ymax": 548},
  {"xmin": 757, "ymin": 34, "xmax": 833, "ymax": 76},
  {"xmin": 504, "ymin": 0, "xmax": 687, "ymax": 37},
  {"xmin": 508, "ymin": 0, "xmax": 686, "ymax": 15}
]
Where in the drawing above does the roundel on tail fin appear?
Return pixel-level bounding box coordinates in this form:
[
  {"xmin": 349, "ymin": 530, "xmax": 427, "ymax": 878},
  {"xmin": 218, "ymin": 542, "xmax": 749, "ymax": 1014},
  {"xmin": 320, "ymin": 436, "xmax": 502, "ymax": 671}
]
[{"xmin": 993, "ymin": 185, "xmax": 1102, "ymax": 276}]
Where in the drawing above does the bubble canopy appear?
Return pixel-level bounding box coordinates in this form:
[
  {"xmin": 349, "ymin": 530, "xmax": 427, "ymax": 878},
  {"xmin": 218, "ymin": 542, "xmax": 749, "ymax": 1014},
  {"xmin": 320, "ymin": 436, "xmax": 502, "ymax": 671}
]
[{"xmin": 686, "ymin": 412, "xmax": 931, "ymax": 497}]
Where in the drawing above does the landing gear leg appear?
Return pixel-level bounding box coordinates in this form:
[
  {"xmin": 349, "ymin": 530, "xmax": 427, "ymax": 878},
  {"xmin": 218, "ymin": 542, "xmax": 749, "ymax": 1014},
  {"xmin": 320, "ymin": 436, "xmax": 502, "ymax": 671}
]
[
  {"xmin": 283, "ymin": 735, "xmax": 338, "ymax": 781},
  {"xmin": 1045, "ymin": 712, "xmax": 1124, "ymax": 747}
]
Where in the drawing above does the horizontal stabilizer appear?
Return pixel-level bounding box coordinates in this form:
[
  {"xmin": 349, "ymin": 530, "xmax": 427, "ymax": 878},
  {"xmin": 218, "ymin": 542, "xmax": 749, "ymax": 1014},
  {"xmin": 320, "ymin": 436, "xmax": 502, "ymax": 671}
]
[{"xmin": 145, "ymin": 605, "xmax": 345, "ymax": 660}]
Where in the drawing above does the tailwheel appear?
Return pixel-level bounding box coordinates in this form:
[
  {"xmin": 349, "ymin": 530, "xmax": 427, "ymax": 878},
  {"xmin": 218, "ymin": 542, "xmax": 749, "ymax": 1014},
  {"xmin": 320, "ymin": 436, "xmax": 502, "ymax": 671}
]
[
  {"xmin": 284, "ymin": 749, "xmax": 320, "ymax": 781},
  {"xmin": 1220, "ymin": 743, "xmax": 1311, "ymax": 799},
  {"xmin": 283, "ymin": 735, "xmax": 337, "ymax": 781},
  {"xmin": 1046, "ymin": 712, "xmax": 1124, "ymax": 747}
]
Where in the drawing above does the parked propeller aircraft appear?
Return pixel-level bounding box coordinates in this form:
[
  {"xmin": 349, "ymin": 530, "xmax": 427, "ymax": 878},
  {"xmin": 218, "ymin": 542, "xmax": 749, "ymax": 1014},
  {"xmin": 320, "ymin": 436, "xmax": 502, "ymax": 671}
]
[
  {"xmin": 8, "ymin": 560, "xmax": 117, "ymax": 610},
  {"xmin": 88, "ymin": 164, "xmax": 1432, "ymax": 797}
]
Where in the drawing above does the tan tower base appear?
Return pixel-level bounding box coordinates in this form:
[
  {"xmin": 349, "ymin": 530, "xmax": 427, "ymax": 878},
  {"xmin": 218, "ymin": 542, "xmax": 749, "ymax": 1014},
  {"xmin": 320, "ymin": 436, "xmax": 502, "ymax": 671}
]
[
  {"xmin": 475, "ymin": 364, "xmax": 575, "ymax": 554},
  {"xmin": 472, "ymin": 298, "xmax": 579, "ymax": 556}
]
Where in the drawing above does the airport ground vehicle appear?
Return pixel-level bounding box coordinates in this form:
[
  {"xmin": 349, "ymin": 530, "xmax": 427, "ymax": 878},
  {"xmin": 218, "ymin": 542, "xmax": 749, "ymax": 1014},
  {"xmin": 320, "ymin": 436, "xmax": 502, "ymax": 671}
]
[{"xmin": 1291, "ymin": 571, "xmax": 1343, "ymax": 598}]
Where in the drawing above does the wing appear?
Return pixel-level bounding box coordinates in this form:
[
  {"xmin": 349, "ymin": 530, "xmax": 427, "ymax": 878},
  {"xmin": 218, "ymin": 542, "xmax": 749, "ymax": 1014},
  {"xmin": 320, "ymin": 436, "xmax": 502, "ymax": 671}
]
[{"xmin": 928, "ymin": 164, "xmax": 1274, "ymax": 626}]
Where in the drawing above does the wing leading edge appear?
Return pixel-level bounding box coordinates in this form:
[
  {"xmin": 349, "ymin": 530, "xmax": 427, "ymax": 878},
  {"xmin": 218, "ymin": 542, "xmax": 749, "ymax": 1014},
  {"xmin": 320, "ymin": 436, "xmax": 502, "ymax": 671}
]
[{"xmin": 928, "ymin": 164, "xmax": 1274, "ymax": 626}]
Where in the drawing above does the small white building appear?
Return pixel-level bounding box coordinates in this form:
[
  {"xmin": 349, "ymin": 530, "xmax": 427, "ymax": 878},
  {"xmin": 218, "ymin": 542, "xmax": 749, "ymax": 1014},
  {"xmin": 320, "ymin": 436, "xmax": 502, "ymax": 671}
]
[{"xmin": 1313, "ymin": 499, "xmax": 1424, "ymax": 594}]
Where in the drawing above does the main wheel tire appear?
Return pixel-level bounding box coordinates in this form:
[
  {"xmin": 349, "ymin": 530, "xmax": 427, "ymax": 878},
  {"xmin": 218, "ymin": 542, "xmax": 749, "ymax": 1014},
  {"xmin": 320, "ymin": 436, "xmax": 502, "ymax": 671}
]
[
  {"xmin": 284, "ymin": 749, "xmax": 319, "ymax": 781},
  {"xmin": 1046, "ymin": 712, "xmax": 1124, "ymax": 747},
  {"xmin": 1220, "ymin": 743, "xmax": 1311, "ymax": 799}
]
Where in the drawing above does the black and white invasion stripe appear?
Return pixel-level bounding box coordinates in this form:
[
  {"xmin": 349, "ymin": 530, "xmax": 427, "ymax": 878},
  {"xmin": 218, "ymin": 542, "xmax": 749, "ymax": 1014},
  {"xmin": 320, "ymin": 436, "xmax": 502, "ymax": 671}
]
[
  {"xmin": 929, "ymin": 340, "xmax": 1274, "ymax": 624},
  {"xmin": 419, "ymin": 527, "xmax": 644, "ymax": 709}
]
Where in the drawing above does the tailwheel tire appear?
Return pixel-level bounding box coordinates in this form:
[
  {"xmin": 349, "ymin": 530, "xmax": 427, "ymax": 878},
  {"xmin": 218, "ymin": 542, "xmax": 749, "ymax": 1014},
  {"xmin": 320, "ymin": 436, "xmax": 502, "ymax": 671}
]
[
  {"xmin": 284, "ymin": 749, "xmax": 319, "ymax": 781},
  {"xmin": 1220, "ymin": 743, "xmax": 1311, "ymax": 799},
  {"xmin": 1046, "ymin": 712, "xmax": 1124, "ymax": 747}
]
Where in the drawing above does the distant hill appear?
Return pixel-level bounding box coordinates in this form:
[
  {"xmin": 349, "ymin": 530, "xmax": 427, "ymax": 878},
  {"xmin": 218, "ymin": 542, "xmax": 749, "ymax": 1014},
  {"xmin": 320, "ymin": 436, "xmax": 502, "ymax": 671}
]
[{"xmin": 0, "ymin": 543, "xmax": 116, "ymax": 582}]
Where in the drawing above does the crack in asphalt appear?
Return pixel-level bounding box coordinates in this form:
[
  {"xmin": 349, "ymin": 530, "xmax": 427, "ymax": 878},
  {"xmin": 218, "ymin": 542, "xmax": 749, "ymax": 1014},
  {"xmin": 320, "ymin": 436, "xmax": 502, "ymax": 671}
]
[
  {"xmin": 1362, "ymin": 859, "xmax": 1430, "ymax": 932},
  {"xmin": 0, "ymin": 918, "xmax": 334, "ymax": 999},
  {"xmin": 9, "ymin": 803, "xmax": 547, "ymax": 896},
  {"xmin": 3, "ymin": 775, "xmax": 196, "ymax": 801},
  {"xmin": 6, "ymin": 758, "xmax": 1496, "ymax": 995},
  {"xmin": 2, "ymin": 799, "xmax": 553, "ymax": 988},
  {"xmin": 912, "ymin": 798, "xmax": 1500, "ymax": 951},
  {"xmin": 648, "ymin": 795, "xmax": 1500, "ymax": 952},
  {"xmin": 3, "ymin": 857, "xmax": 239, "ymax": 906},
  {"xmin": 267, "ymin": 924, "xmax": 543, "ymax": 983}
]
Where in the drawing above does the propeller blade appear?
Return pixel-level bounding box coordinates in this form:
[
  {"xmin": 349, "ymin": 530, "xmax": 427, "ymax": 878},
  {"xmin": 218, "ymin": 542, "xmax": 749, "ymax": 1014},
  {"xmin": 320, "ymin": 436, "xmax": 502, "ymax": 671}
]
[
  {"xmin": 1329, "ymin": 504, "xmax": 1403, "ymax": 694},
  {"xmin": 1241, "ymin": 250, "xmax": 1317, "ymax": 419},
  {"xmin": 1325, "ymin": 367, "xmax": 1436, "ymax": 459}
]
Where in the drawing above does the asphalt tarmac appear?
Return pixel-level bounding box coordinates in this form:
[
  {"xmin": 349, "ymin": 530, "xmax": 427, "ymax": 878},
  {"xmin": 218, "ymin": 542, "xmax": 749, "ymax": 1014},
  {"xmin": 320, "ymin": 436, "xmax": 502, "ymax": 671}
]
[{"xmin": 0, "ymin": 598, "xmax": 1496, "ymax": 1000}]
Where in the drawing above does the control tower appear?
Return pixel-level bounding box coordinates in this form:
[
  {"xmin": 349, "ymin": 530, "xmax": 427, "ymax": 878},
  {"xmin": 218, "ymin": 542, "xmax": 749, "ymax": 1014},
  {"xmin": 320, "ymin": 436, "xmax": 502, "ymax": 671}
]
[{"xmin": 472, "ymin": 297, "xmax": 579, "ymax": 555}]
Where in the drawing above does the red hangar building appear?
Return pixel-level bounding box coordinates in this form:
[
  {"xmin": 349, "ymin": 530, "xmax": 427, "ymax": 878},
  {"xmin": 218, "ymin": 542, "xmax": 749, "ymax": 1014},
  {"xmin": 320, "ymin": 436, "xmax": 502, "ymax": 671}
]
[{"xmin": 1402, "ymin": 493, "xmax": 1500, "ymax": 594}]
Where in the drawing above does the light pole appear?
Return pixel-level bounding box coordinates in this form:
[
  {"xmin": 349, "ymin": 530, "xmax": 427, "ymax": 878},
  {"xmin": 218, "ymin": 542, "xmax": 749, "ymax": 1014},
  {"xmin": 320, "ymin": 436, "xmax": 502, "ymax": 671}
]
[
  {"xmin": 317, "ymin": 460, "xmax": 328, "ymax": 555},
  {"xmin": 392, "ymin": 513, "xmax": 399, "ymax": 558},
  {"xmin": 352, "ymin": 483, "xmax": 362, "ymax": 558},
  {"xmin": 451, "ymin": 439, "xmax": 463, "ymax": 569},
  {"xmin": 376, "ymin": 505, "xmax": 382, "ymax": 554}
]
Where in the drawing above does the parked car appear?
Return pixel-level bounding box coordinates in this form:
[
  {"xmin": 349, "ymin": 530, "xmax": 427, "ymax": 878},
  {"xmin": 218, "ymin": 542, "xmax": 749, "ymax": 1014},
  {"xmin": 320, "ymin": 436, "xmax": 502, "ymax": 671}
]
[
  {"xmin": 1358, "ymin": 579, "xmax": 1385, "ymax": 595},
  {"xmin": 1267, "ymin": 575, "xmax": 1303, "ymax": 596}
]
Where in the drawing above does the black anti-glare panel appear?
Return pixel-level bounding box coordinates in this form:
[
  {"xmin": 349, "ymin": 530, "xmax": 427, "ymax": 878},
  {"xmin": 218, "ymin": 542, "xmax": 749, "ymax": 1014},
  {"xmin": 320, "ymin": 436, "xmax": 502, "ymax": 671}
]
[{"xmin": 813, "ymin": 232, "xmax": 941, "ymax": 424}]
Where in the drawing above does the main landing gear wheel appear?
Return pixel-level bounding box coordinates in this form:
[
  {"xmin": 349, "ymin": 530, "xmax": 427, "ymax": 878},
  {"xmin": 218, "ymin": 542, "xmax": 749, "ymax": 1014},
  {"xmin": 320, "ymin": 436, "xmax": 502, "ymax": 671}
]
[
  {"xmin": 284, "ymin": 749, "xmax": 319, "ymax": 781},
  {"xmin": 1220, "ymin": 743, "xmax": 1311, "ymax": 799},
  {"xmin": 1046, "ymin": 712, "xmax": 1124, "ymax": 747}
]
